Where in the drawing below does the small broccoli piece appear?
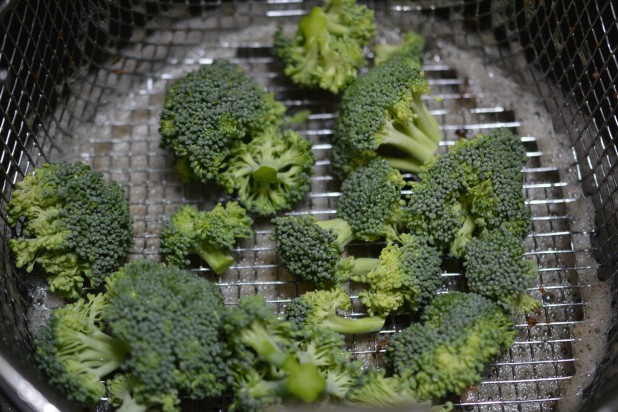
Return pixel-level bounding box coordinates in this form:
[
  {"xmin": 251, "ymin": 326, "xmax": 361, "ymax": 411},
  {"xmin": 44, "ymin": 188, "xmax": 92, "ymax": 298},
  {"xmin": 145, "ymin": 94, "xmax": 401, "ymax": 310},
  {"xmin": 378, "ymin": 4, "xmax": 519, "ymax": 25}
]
[
  {"xmin": 351, "ymin": 234, "xmax": 443, "ymax": 317},
  {"xmin": 285, "ymin": 286, "xmax": 385, "ymax": 334},
  {"xmin": 222, "ymin": 295, "xmax": 327, "ymax": 405},
  {"xmin": 346, "ymin": 368, "xmax": 422, "ymax": 408},
  {"xmin": 386, "ymin": 292, "xmax": 516, "ymax": 400},
  {"xmin": 374, "ymin": 31, "xmax": 426, "ymax": 67},
  {"xmin": 274, "ymin": 0, "xmax": 375, "ymax": 93},
  {"xmin": 34, "ymin": 293, "xmax": 128, "ymax": 406},
  {"xmin": 272, "ymin": 215, "xmax": 354, "ymax": 287},
  {"xmin": 464, "ymin": 227, "xmax": 540, "ymax": 313},
  {"xmin": 332, "ymin": 55, "xmax": 442, "ymax": 178},
  {"xmin": 159, "ymin": 60, "xmax": 285, "ymax": 182},
  {"xmin": 159, "ymin": 202, "xmax": 254, "ymax": 274},
  {"xmin": 105, "ymin": 260, "xmax": 228, "ymax": 406},
  {"xmin": 228, "ymin": 369, "xmax": 290, "ymax": 412},
  {"xmin": 402, "ymin": 129, "xmax": 530, "ymax": 257},
  {"xmin": 217, "ymin": 128, "xmax": 315, "ymax": 216},
  {"xmin": 337, "ymin": 158, "xmax": 406, "ymax": 242},
  {"xmin": 6, "ymin": 161, "xmax": 132, "ymax": 299}
]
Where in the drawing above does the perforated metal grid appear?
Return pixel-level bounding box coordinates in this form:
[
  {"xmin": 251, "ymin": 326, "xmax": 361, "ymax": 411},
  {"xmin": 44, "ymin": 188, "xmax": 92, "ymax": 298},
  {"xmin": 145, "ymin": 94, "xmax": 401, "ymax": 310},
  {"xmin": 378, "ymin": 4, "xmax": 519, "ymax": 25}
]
[{"xmin": 0, "ymin": 1, "xmax": 616, "ymax": 411}]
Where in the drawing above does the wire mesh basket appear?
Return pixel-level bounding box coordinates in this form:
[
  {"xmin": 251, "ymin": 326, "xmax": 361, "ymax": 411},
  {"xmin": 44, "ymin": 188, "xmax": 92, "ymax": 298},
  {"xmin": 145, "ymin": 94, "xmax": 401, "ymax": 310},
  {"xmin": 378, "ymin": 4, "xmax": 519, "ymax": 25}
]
[{"xmin": 1, "ymin": 0, "xmax": 617, "ymax": 411}]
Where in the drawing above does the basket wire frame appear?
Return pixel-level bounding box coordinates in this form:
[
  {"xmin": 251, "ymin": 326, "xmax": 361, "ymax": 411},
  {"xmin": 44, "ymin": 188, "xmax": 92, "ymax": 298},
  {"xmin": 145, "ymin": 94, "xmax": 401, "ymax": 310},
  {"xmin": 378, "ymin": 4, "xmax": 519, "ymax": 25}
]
[{"xmin": 0, "ymin": 1, "xmax": 616, "ymax": 411}]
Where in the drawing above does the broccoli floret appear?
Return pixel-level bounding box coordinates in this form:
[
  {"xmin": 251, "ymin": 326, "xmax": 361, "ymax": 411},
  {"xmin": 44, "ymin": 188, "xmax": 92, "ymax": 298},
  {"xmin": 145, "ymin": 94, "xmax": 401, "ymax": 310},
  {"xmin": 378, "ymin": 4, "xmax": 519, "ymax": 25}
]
[
  {"xmin": 351, "ymin": 234, "xmax": 443, "ymax": 317},
  {"xmin": 217, "ymin": 128, "xmax": 315, "ymax": 216},
  {"xmin": 374, "ymin": 31, "xmax": 426, "ymax": 67},
  {"xmin": 228, "ymin": 369, "xmax": 291, "ymax": 412},
  {"xmin": 222, "ymin": 295, "xmax": 327, "ymax": 405},
  {"xmin": 159, "ymin": 60, "xmax": 285, "ymax": 182},
  {"xmin": 272, "ymin": 215, "xmax": 354, "ymax": 287},
  {"xmin": 464, "ymin": 227, "xmax": 540, "ymax": 313},
  {"xmin": 6, "ymin": 161, "xmax": 132, "ymax": 299},
  {"xmin": 332, "ymin": 56, "xmax": 441, "ymax": 178},
  {"xmin": 337, "ymin": 158, "xmax": 406, "ymax": 242},
  {"xmin": 159, "ymin": 202, "xmax": 254, "ymax": 274},
  {"xmin": 34, "ymin": 293, "xmax": 129, "ymax": 406},
  {"xmin": 385, "ymin": 292, "xmax": 516, "ymax": 400},
  {"xmin": 285, "ymin": 286, "xmax": 385, "ymax": 335},
  {"xmin": 402, "ymin": 129, "xmax": 530, "ymax": 257},
  {"xmin": 104, "ymin": 260, "xmax": 228, "ymax": 406},
  {"xmin": 274, "ymin": 0, "xmax": 375, "ymax": 93}
]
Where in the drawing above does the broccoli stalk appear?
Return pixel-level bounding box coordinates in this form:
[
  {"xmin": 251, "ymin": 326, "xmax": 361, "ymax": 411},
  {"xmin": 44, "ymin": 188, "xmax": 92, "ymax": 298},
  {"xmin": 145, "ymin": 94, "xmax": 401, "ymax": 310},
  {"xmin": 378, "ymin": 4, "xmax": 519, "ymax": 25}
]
[
  {"xmin": 159, "ymin": 202, "xmax": 254, "ymax": 274},
  {"xmin": 285, "ymin": 287, "xmax": 385, "ymax": 334},
  {"xmin": 34, "ymin": 293, "xmax": 129, "ymax": 405},
  {"xmin": 217, "ymin": 128, "xmax": 315, "ymax": 216}
]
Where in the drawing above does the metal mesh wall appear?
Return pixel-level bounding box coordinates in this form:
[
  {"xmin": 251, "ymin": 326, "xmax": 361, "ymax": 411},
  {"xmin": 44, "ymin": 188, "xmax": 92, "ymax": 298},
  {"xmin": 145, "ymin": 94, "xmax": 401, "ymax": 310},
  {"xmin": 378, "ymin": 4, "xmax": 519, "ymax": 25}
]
[{"xmin": 0, "ymin": 1, "xmax": 616, "ymax": 411}]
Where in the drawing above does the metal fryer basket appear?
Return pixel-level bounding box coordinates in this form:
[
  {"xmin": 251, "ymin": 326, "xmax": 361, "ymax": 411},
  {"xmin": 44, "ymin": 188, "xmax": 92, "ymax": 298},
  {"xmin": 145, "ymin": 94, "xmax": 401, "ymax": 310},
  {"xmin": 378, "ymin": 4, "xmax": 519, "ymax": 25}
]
[{"xmin": 1, "ymin": 1, "xmax": 617, "ymax": 411}]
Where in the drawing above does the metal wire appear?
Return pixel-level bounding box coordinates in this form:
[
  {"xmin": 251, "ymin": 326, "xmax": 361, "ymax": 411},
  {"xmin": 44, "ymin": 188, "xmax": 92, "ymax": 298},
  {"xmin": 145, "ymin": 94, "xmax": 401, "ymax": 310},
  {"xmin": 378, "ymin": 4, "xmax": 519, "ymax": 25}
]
[{"xmin": 0, "ymin": 1, "xmax": 616, "ymax": 411}]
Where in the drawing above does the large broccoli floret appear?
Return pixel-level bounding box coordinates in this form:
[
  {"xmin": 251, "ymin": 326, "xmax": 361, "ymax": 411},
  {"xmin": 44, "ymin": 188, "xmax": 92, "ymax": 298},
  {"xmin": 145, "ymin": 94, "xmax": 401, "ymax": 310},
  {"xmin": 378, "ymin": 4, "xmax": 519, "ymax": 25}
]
[
  {"xmin": 351, "ymin": 234, "xmax": 443, "ymax": 317},
  {"xmin": 374, "ymin": 31, "xmax": 426, "ymax": 67},
  {"xmin": 217, "ymin": 128, "xmax": 315, "ymax": 216},
  {"xmin": 385, "ymin": 292, "xmax": 516, "ymax": 401},
  {"xmin": 34, "ymin": 293, "xmax": 129, "ymax": 406},
  {"xmin": 159, "ymin": 60, "xmax": 285, "ymax": 182},
  {"xmin": 272, "ymin": 214, "xmax": 354, "ymax": 287},
  {"xmin": 6, "ymin": 161, "xmax": 133, "ymax": 299},
  {"xmin": 332, "ymin": 56, "xmax": 441, "ymax": 178},
  {"xmin": 104, "ymin": 260, "xmax": 228, "ymax": 408},
  {"xmin": 402, "ymin": 129, "xmax": 530, "ymax": 257},
  {"xmin": 464, "ymin": 227, "xmax": 540, "ymax": 313},
  {"xmin": 337, "ymin": 158, "xmax": 406, "ymax": 242},
  {"xmin": 274, "ymin": 0, "xmax": 375, "ymax": 93},
  {"xmin": 159, "ymin": 202, "xmax": 254, "ymax": 274},
  {"xmin": 285, "ymin": 286, "xmax": 385, "ymax": 335},
  {"xmin": 222, "ymin": 295, "xmax": 327, "ymax": 407}
]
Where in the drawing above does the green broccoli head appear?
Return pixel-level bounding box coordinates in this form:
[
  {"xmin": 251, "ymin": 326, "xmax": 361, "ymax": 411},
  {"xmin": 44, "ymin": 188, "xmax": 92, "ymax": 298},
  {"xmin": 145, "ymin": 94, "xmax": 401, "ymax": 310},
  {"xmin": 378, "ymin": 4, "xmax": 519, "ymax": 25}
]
[
  {"xmin": 284, "ymin": 286, "xmax": 385, "ymax": 335},
  {"xmin": 159, "ymin": 201, "xmax": 254, "ymax": 274},
  {"xmin": 374, "ymin": 30, "xmax": 426, "ymax": 67},
  {"xmin": 104, "ymin": 260, "xmax": 228, "ymax": 402},
  {"xmin": 217, "ymin": 128, "xmax": 315, "ymax": 216},
  {"xmin": 385, "ymin": 292, "xmax": 516, "ymax": 400},
  {"xmin": 464, "ymin": 227, "xmax": 540, "ymax": 313},
  {"xmin": 6, "ymin": 161, "xmax": 133, "ymax": 299},
  {"xmin": 272, "ymin": 215, "xmax": 354, "ymax": 287},
  {"xmin": 332, "ymin": 56, "xmax": 442, "ymax": 178},
  {"xmin": 273, "ymin": 0, "xmax": 375, "ymax": 93},
  {"xmin": 353, "ymin": 234, "xmax": 443, "ymax": 317},
  {"xmin": 159, "ymin": 60, "xmax": 286, "ymax": 182},
  {"xmin": 337, "ymin": 158, "xmax": 406, "ymax": 242},
  {"xmin": 34, "ymin": 293, "xmax": 129, "ymax": 406}
]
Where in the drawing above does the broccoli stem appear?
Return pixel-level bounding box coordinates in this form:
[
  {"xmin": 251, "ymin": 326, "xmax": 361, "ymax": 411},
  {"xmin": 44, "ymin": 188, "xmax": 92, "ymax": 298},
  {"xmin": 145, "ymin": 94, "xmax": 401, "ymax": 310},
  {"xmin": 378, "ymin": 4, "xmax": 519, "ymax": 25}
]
[
  {"xmin": 315, "ymin": 218, "xmax": 354, "ymax": 247},
  {"xmin": 239, "ymin": 323, "xmax": 289, "ymax": 368},
  {"xmin": 514, "ymin": 293, "xmax": 542, "ymax": 314},
  {"xmin": 196, "ymin": 242, "xmax": 235, "ymax": 275},
  {"xmin": 322, "ymin": 314, "xmax": 385, "ymax": 335},
  {"xmin": 409, "ymin": 94, "xmax": 442, "ymax": 145},
  {"xmin": 378, "ymin": 120, "xmax": 437, "ymax": 167},
  {"xmin": 253, "ymin": 165, "xmax": 279, "ymax": 184},
  {"xmin": 350, "ymin": 257, "xmax": 381, "ymax": 281},
  {"xmin": 381, "ymin": 156, "xmax": 424, "ymax": 174},
  {"xmin": 64, "ymin": 330, "xmax": 128, "ymax": 377},
  {"xmin": 451, "ymin": 213, "xmax": 476, "ymax": 258}
]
